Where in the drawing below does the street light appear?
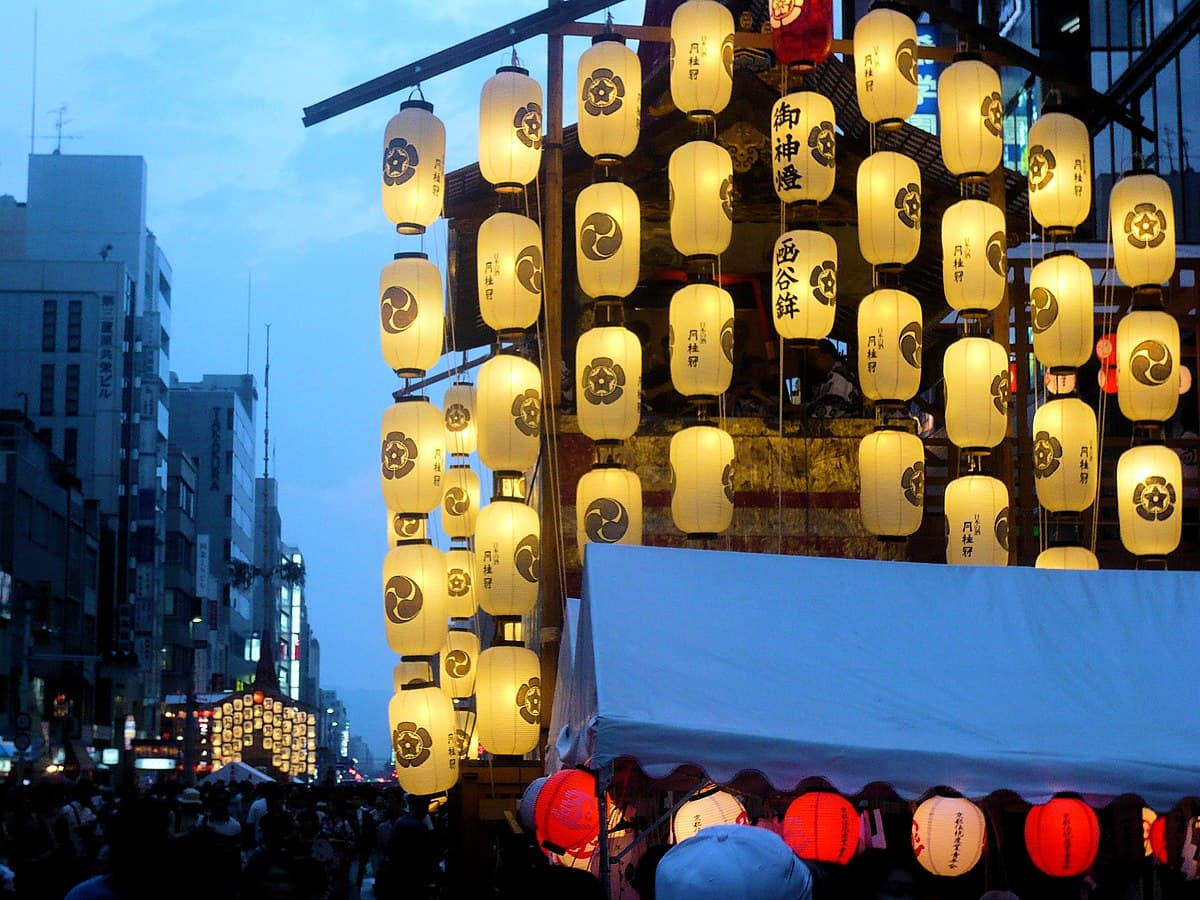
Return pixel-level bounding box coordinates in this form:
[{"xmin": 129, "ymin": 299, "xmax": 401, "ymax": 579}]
[{"xmin": 183, "ymin": 614, "xmax": 204, "ymax": 786}]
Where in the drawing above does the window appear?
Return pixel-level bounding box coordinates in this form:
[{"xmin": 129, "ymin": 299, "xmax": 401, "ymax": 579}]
[
  {"xmin": 63, "ymin": 429, "xmax": 78, "ymax": 469},
  {"xmin": 65, "ymin": 365, "xmax": 80, "ymax": 416},
  {"xmin": 67, "ymin": 301, "xmax": 82, "ymax": 352},
  {"xmin": 42, "ymin": 300, "xmax": 57, "ymax": 352},
  {"xmin": 39, "ymin": 365, "xmax": 55, "ymax": 416}
]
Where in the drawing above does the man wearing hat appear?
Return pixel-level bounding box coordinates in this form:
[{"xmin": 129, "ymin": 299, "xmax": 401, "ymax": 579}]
[{"xmin": 656, "ymin": 825, "xmax": 813, "ymax": 900}]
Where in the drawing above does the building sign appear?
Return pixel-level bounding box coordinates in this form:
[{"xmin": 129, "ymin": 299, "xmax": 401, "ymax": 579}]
[
  {"xmin": 909, "ymin": 26, "xmax": 942, "ymax": 136},
  {"xmin": 196, "ymin": 535, "xmax": 210, "ymax": 599},
  {"xmin": 209, "ymin": 408, "xmax": 223, "ymax": 491},
  {"xmin": 0, "ymin": 570, "xmax": 11, "ymax": 621},
  {"xmin": 98, "ymin": 295, "xmax": 116, "ymax": 402}
]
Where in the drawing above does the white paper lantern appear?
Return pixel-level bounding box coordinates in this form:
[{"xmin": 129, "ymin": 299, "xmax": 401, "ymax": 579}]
[
  {"xmin": 1029, "ymin": 250, "xmax": 1094, "ymax": 370},
  {"xmin": 577, "ymin": 35, "xmax": 641, "ymax": 163},
  {"xmin": 858, "ymin": 429, "xmax": 925, "ymax": 538},
  {"xmin": 1032, "ymin": 398, "xmax": 1098, "ymax": 513},
  {"xmin": 669, "ymin": 283, "xmax": 734, "ymax": 398},
  {"xmin": 576, "ymin": 181, "xmax": 641, "ymax": 300},
  {"xmin": 381, "ymin": 99, "xmax": 446, "ymax": 234},
  {"xmin": 477, "ymin": 353, "xmax": 541, "ymax": 474},
  {"xmin": 382, "ymin": 541, "xmax": 449, "ymax": 657},
  {"xmin": 671, "ymin": 785, "xmax": 749, "ymax": 843},
  {"xmin": 670, "ymin": 424, "xmax": 734, "ymax": 537},
  {"xmin": 392, "ymin": 659, "xmax": 434, "ymax": 691},
  {"xmin": 938, "ymin": 56, "xmax": 1003, "ymax": 181},
  {"xmin": 454, "ymin": 708, "xmax": 479, "ymax": 762},
  {"xmin": 944, "ymin": 337, "xmax": 1009, "ymax": 451},
  {"xmin": 773, "ymin": 229, "xmax": 837, "ymax": 341},
  {"xmin": 857, "ymin": 151, "xmax": 922, "ymax": 269},
  {"xmin": 477, "ymin": 212, "xmax": 543, "ymax": 334},
  {"xmin": 1117, "ymin": 310, "xmax": 1180, "ymax": 423},
  {"xmin": 1035, "ymin": 546, "xmax": 1099, "ymax": 570},
  {"xmin": 577, "ymin": 326, "xmax": 642, "ymax": 441},
  {"xmin": 1027, "ymin": 111, "xmax": 1091, "ymax": 235},
  {"xmin": 444, "ymin": 382, "xmax": 478, "ymax": 457},
  {"xmin": 389, "ymin": 683, "xmax": 458, "ymax": 794},
  {"xmin": 770, "ymin": 91, "xmax": 836, "ymax": 204},
  {"xmin": 475, "ymin": 498, "xmax": 540, "ymax": 617},
  {"xmin": 388, "ymin": 511, "xmax": 426, "ymax": 546},
  {"xmin": 479, "ymin": 66, "xmax": 542, "ymax": 192},
  {"xmin": 669, "ymin": 0, "xmax": 734, "ymax": 120},
  {"xmin": 445, "ymin": 546, "xmax": 478, "ymax": 619},
  {"xmin": 853, "ymin": 6, "xmax": 920, "ymax": 129},
  {"xmin": 912, "ymin": 796, "xmax": 986, "ymax": 876},
  {"xmin": 945, "ymin": 475, "xmax": 1010, "ymax": 566},
  {"xmin": 379, "ymin": 253, "xmax": 444, "ymax": 378},
  {"xmin": 857, "ymin": 288, "xmax": 923, "ymax": 403},
  {"xmin": 942, "ymin": 199, "xmax": 1007, "ymax": 313},
  {"xmin": 441, "ymin": 464, "xmax": 481, "ymax": 539},
  {"xmin": 475, "ymin": 644, "xmax": 541, "ymax": 755},
  {"xmin": 441, "ymin": 628, "xmax": 480, "ymax": 699},
  {"xmin": 576, "ymin": 466, "xmax": 643, "ymax": 550},
  {"xmin": 1111, "ymin": 172, "xmax": 1176, "ymax": 289},
  {"xmin": 380, "ymin": 397, "xmax": 446, "ymax": 515},
  {"xmin": 670, "ymin": 141, "xmax": 733, "ymax": 259},
  {"xmin": 1117, "ymin": 443, "xmax": 1182, "ymax": 558}
]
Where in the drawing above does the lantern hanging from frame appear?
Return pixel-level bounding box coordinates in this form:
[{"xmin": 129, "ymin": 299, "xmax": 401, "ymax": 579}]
[
  {"xmin": 1030, "ymin": 250, "xmax": 1094, "ymax": 371},
  {"xmin": 1035, "ymin": 546, "xmax": 1099, "ymax": 569},
  {"xmin": 1025, "ymin": 797, "xmax": 1101, "ymax": 877},
  {"xmin": 1027, "ymin": 110, "xmax": 1091, "ymax": 236},
  {"xmin": 576, "ymin": 181, "xmax": 641, "ymax": 301},
  {"xmin": 938, "ymin": 55, "xmax": 1003, "ymax": 182},
  {"xmin": 475, "ymin": 497, "xmax": 540, "ymax": 617},
  {"xmin": 853, "ymin": 4, "xmax": 920, "ymax": 130},
  {"xmin": 669, "ymin": 0, "xmax": 734, "ymax": 121},
  {"xmin": 1031, "ymin": 398, "xmax": 1098, "ymax": 513},
  {"xmin": 782, "ymin": 792, "xmax": 858, "ymax": 864},
  {"xmin": 476, "ymin": 353, "xmax": 542, "ymax": 475},
  {"xmin": 477, "ymin": 212, "xmax": 543, "ymax": 335},
  {"xmin": 944, "ymin": 474, "xmax": 1010, "ymax": 566},
  {"xmin": 382, "ymin": 540, "xmax": 449, "ymax": 657},
  {"xmin": 440, "ymin": 464, "xmax": 481, "ymax": 539},
  {"xmin": 392, "ymin": 658, "xmax": 433, "ymax": 691},
  {"xmin": 576, "ymin": 465, "xmax": 643, "ymax": 551},
  {"xmin": 857, "ymin": 151, "xmax": 921, "ymax": 269},
  {"xmin": 444, "ymin": 546, "xmax": 479, "ymax": 619},
  {"xmin": 380, "ymin": 252, "xmax": 444, "ymax": 379},
  {"xmin": 1117, "ymin": 443, "xmax": 1182, "ymax": 560},
  {"xmin": 770, "ymin": 91, "xmax": 836, "ymax": 204},
  {"xmin": 576, "ymin": 325, "xmax": 642, "ymax": 441},
  {"xmin": 1117, "ymin": 309, "xmax": 1180, "ymax": 424},
  {"xmin": 912, "ymin": 796, "xmax": 986, "ymax": 877},
  {"xmin": 671, "ymin": 785, "xmax": 749, "ymax": 843},
  {"xmin": 381, "ymin": 98, "xmax": 446, "ymax": 234},
  {"xmin": 443, "ymin": 382, "xmax": 478, "ymax": 457},
  {"xmin": 440, "ymin": 627, "xmax": 480, "ymax": 700},
  {"xmin": 858, "ymin": 428, "xmax": 925, "ymax": 539},
  {"xmin": 475, "ymin": 642, "xmax": 541, "ymax": 756},
  {"xmin": 479, "ymin": 65, "xmax": 542, "ymax": 193},
  {"xmin": 388, "ymin": 510, "xmax": 426, "ymax": 546},
  {"xmin": 535, "ymin": 768, "xmax": 601, "ymax": 855},
  {"xmin": 670, "ymin": 424, "xmax": 735, "ymax": 538},
  {"xmin": 389, "ymin": 680, "xmax": 458, "ymax": 795},
  {"xmin": 577, "ymin": 34, "xmax": 641, "ymax": 164},
  {"xmin": 770, "ymin": 0, "xmax": 833, "ymax": 70},
  {"xmin": 669, "ymin": 140, "xmax": 734, "ymax": 260},
  {"xmin": 943, "ymin": 337, "xmax": 1010, "ymax": 451},
  {"xmin": 1110, "ymin": 171, "xmax": 1176, "ymax": 291},
  {"xmin": 942, "ymin": 199, "xmax": 1007, "ymax": 314},
  {"xmin": 669, "ymin": 283, "xmax": 735, "ymax": 399},
  {"xmin": 380, "ymin": 397, "xmax": 446, "ymax": 516},
  {"xmin": 772, "ymin": 228, "xmax": 837, "ymax": 342},
  {"xmin": 857, "ymin": 288, "xmax": 923, "ymax": 404}
]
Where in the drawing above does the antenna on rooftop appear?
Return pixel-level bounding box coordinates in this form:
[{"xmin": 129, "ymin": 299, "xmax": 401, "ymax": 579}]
[{"xmin": 33, "ymin": 105, "xmax": 82, "ymax": 154}]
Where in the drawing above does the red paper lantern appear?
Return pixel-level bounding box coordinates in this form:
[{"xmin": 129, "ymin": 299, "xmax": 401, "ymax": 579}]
[
  {"xmin": 1098, "ymin": 366, "xmax": 1118, "ymax": 394},
  {"xmin": 1149, "ymin": 815, "xmax": 1168, "ymax": 864},
  {"xmin": 769, "ymin": 0, "xmax": 833, "ymax": 70},
  {"xmin": 1095, "ymin": 332, "xmax": 1117, "ymax": 366},
  {"xmin": 534, "ymin": 768, "xmax": 600, "ymax": 855},
  {"xmin": 782, "ymin": 792, "xmax": 857, "ymax": 864},
  {"xmin": 1024, "ymin": 797, "xmax": 1100, "ymax": 877}
]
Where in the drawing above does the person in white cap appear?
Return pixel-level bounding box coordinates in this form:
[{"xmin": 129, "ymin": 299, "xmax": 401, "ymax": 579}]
[{"xmin": 656, "ymin": 824, "xmax": 813, "ymax": 900}]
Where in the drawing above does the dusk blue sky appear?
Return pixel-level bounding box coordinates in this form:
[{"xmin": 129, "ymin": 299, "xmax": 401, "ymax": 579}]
[{"xmin": 0, "ymin": 0, "xmax": 641, "ymax": 758}]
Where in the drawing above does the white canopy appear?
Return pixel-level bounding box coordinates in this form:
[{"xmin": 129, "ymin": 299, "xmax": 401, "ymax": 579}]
[
  {"xmin": 202, "ymin": 760, "xmax": 276, "ymax": 784},
  {"xmin": 553, "ymin": 544, "xmax": 1200, "ymax": 809}
]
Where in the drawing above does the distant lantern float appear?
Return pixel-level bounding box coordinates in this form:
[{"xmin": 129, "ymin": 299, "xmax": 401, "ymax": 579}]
[
  {"xmin": 477, "ymin": 212, "xmax": 544, "ymax": 335},
  {"xmin": 854, "ymin": 4, "xmax": 920, "ymax": 130},
  {"xmin": 388, "ymin": 680, "xmax": 458, "ymax": 794},
  {"xmin": 475, "ymin": 642, "xmax": 541, "ymax": 755},
  {"xmin": 576, "ymin": 181, "xmax": 640, "ymax": 300},
  {"xmin": 576, "ymin": 34, "xmax": 641, "ymax": 164},
  {"xmin": 942, "ymin": 199, "xmax": 1007, "ymax": 314},
  {"xmin": 857, "ymin": 288, "xmax": 923, "ymax": 404},
  {"xmin": 912, "ymin": 796, "xmax": 986, "ymax": 876},
  {"xmin": 380, "ymin": 253, "xmax": 445, "ymax": 379},
  {"xmin": 857, "ymin": 151, "xmax": 922, "ymax": 270},
  {"xmin": 576, "ymin": 325, "xmax": 642, "ymax": 441},
  {"xmin": 382, "ymin": 540, "xmax": 449, "ymax": 657},
  {"xmin": 1117, "ymin": 309, "xmax": 1180, "ymax": 424},
  {"xmin": 938, "ymin": 55, "xmax": 1003, "ymax": 182},
  {"xmin": 576, "ymin": 465, "xmax": 643, "ymax": 551},
  {"xmin": 773, "ymin": 228, "xmax": 837, "ymax": 341},
  {"xmin": 1031, "ymin": 398, "xmax": 1098, "ymax": 513},
  {"xmin": 440, "ymin": 464, "xmax": 481, "ymax": 539},
  {"xmin": 476, "ymin": 353, "xmax": 541, "ymax": 475},
  {"xmin": 670, "ymin": 424, "xmax": 735, "ymax": 538},
  {"xmin": 479, "ymin": 65, "xmax": 543, "ymax": 193},
  {"xmin": 1025, "ymin": 798, "xmax": 1101, "ymax": 877},
  {"xmin": 1027, "ymin": 110, "xmax": 1091, "ymax": 236},
  {"xmin": 672, "ymin": 785, "xmax": 749, "ymax": 843},
  {"xmin": 944, "ymin": 475, "xmax": 1010, "ymax": 566},
  {"xmin": 858, "ymin": 428, "xmax": 925, "ymax": 538},
  {"xmin": 535, "ymin": 768, "xmax": 601, "ymax": 855},
  {"xmin": 669, "ymin": 140, "xmax": 733, "ymax": 260},
  {"xmin": 669, "ymin": 282, "xmax": 735, "ymax": 399},
  {"xmin": 770, "ymin": 91, "xmax": 836, "ymax": 204},
  {"xmin": 381, "ymin": 98, "xmax": 446, "ymax": 234},
  {"xmin": 669, "ymin": 0, "xmax": 734, "ymax": 121},
  {"xmin": 944, "ymin": 337, "xmax": 1010, "ymax": 451},
  {"xmin": 769, "ymin": 0, "xmax": 833, "ymax": 69},
  {"xmin": 380, "ymin": 397, "xmax": 446, "ymax": 516},
  {"xmin": 1030, "ymin": 250, "xmax": 1094, "ymax": 371},
  {"xmin": 1117, "ymin": 443, "xmax": 1182, "ymax": 559},
  {"xmin": 475, "ymin": 498, "xmax": 540, "ymax": 617},
  {"xmin": 440, "ymin": 628, "xmax": 480, "ymax": 699},
  {"xmin": 1035, "ymin": 546, "xmax": 1099, "ymax": 570},
  {"xmin": 443, "ymin": 382, "xmax": 478, "ymax": 457},
  {"xmin": 782, "ymin": 792, "xmax": 858, "ymax": 864},
  {"xmin": 444, "ymin": 546, "xmax": 478, "ymax": 619},
  {"xmin": 1110, "ymin": 170, "xmax": 1176, "ymax": 291}
]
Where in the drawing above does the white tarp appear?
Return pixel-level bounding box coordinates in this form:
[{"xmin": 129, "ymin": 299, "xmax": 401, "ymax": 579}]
[{"xmin": 555, "ymin": 543, "xmax": 1200, "ymax": 808}]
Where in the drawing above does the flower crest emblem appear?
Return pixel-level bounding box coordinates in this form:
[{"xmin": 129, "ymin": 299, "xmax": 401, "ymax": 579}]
[
  {"xmin": 582, "ymin": 67, "xmax": 624, "ymax": 117},
  {"xmin": 1134, "ymin": 476, "xmax": 1176, "ymax": 521},
  {"xmin": 511, "ymin": 389, "xmax": 541, "ymax": 437},
  {"xmin": 383, "ymin": 137, "xmax": 419, "ymax": 187},
  {"xmin": 392, "ymin": 722, "xmax": 432, "ymax": 768},
  {"xmin": 514, "ymin": 102, "xmax": 543, "ymax": 150},
  {"xmin": 516, "ymin": 677, "xmax": 541, "ymax": 724},
  {"xmin": 381, "ymin": 431, "xmax": 417, "ymax": 480},
  {"xmin": 582, "ymin": 357, "xmax": 625, "ymax": 405},
  {"xmin": 1032, "ymin": 430, "xmax": 1062, "ymax": 478}
]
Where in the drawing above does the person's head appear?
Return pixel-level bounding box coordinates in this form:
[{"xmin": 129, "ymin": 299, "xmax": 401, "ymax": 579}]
[
  {"xmin": 407, "ymin": 794, "xmax": 431, "ymax": 818},
  {"xmin": 655, "ymin": 825, "xmax": 812, "ymax": 900}
]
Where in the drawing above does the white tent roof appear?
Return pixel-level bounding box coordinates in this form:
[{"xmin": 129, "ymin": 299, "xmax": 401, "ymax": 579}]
[{"xmin": 553, "ymin": 544, "xmax": 1200, "ymax": 808}]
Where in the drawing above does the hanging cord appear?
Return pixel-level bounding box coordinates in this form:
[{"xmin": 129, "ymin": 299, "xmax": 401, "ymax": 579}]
[{"xmin": 1029, "ymin": 189, "xmax": 1049, "ymax": 557}]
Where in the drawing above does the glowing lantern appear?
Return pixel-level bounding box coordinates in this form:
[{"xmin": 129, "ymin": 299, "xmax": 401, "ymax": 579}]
[
  {"xmin": 576, "ymin": 181, "xmax": 640, "ymax": 300},
  {"xmin": 944, "ymin": 475, "xmax": 1010, "ymax": 566},
  {"xmin": 475, "ymin": 498, "xmax": 540, "ymax": 616},
  {"xmin": 444, "ymin": 546, "xmax": 478, "ymax": 619},
  {"xmin": 1025, "ymin": 798, "xmax": 1100, "ymax": 877},
  {"xmin": 670, "ymin": 424, "xmax": 735, "ymax": 537},
  {"xmin": 938, "ymin": 56, "xmax": 1003, "ymax": 181},
  {"xmin": 379, "ymin": 253, "xmax": 444, "ymax": 379},
  {"xmin": 477, "ymin": 212, "xmax": 543, "ymax": 334},
  {"xmin": 669, "ymin": 283, "xmax": 734, "ymax": 398},
  {"xmin": 388, "ymin": 681, "xmax": 458, "ymax": 794},
  {"xmin": 671, "ymin": 785, "xmax": 749, "ymax": 843},
  {"xmin": 1117, "ymin": 310, "xmax": 1179, "ymax": 423},
  {"xmin": 669, "ymin": 0, "xmax": 734, "ymax": 121},
  {"xmin": 380, "ymin": 397, "xmax": 445, "ymax": 515},
  {"xmin": 773, "ymin": 229, "xmax": 837, "ymax": 341},
  {"xmin": 858, "ymin": 428, "xmax": 925, "ymax": 538},
  {"xmin": 1030, "ymin": 250, "xmax": 1094, "ymax": 370},
  {"xmin": 857, "ymin": 151, "xmax": 921, "ymax": 269},
  {"xmin": 519, "ymin": 776, "xmax": 549, "ymax": 830},
  {"xmin": 440, "ymin": 628, "xmax": 479, "ymax": 699},
  {"xmin": 1031, "ymin": 398, "xmax": 1098, "ymax": 512},
  {"xmin": 389, "ymin": 511, "xmax": 426, "ymax": 545},
  {"xmin": 392, "ymin": 659, "xmax": 433, "ymax": 691},
  {"xmin": 770, "ymin": 0, "xmax": 833, "ymax": 69},
  {"xmin": 1111, "ymin": 171, "xmax": 1176, "ymax": 289},
  {"xmin": 475, "ymin": 643, "xmax": 541, "ymax": 755},
  {"xmin": 444, "ymin": 382, "xmax": 478, "ymax": 457},
  {"xmin": 857, "ymin": 289, "xmax": 922, "ymax": 403},
  {"xmin": 577, "ymin": 35, "xmax": 641, "ymax": 164},
  {"xmin": 454, "ymin": 708, "xmax": 479, "ymax": 763},
  {"xmin": 535, "ymin": 768, "xmax": 600, "ymax": 854},
  {"xmin": 576, "ymin": 326, "xmax": 642, "ymax": 441},
  {"xmin": 1036, "ymin": 546, "xmax": 1099, "ymax": 569},
  {"xmin": 912, "ymin": 796, "xmax": 986, "ymax": 876},
  {"xmin": 440, "ymin": 464, "xmax": 481, "ymax": 539},
  {"xmin": 942, "ymin": 199, "xmax": 1007, "ymax": 313},
  {"xmin": 669, "ymin": 141, "xmax": 733, "ymax": 259},
  {"xmin": 381, "ymin": 99, "xmax": 445, "ymax": 234},
  {"xmin": 382, "ymin": 540, "xmax": 448, "ymax": 657},
  {"xmin": 1149, "ymin": 814, "xmax": 1168, "ymax": 863},
  {"xmin": 476, "ymin": 353, "xmax": 541, "ymax": 475},
  {"xmin": 576, "ymin": 465, "xmax": 643, "ymax": 551},
  {"xmin": 1117, "ymin": 443, "xmax": 1182, "ymax": 559},
  {"xmin": 944, "ymin": 337, "xmax": 1009, "ymax": 451},
  {"xmin": 1027, "ymin": 111, "xmax": 1091, "ymax": 235},
  {"xmin": 770, "ymin": 91, "xmax": 836, "ymax": 204},
  {"xmin": 782, "ymin": 792, "xmax": 857, "ymax": 864},
  {"xmin": 853, "ymin": 5, "xmax": 919, "ymax": 129},
  {"xmin": 479, "ymin": 66, "xmax": 542, "ymax": 193}
]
